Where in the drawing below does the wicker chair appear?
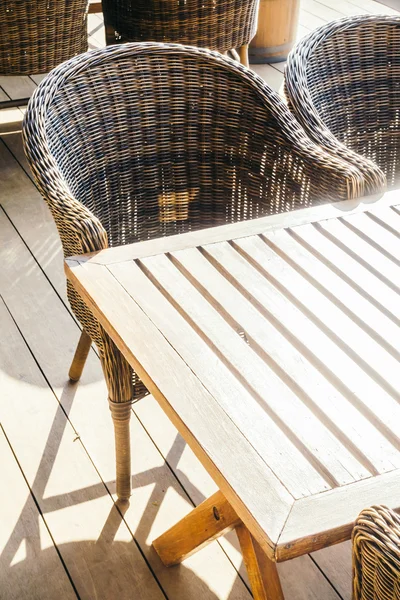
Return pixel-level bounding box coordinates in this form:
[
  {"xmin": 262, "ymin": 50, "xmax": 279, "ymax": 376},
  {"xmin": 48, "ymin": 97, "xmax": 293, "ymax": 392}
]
[
  {"xmin": 101, "ymin": 0, "xmax": 259, "ymax": 66},
  {"xmin": 0, "ymin": 0, "xmax": 89, "ymax": 75},
  {"xmin": 284, "ymin": 15, "xmax": 400, "ymax": 193},
  {"xmin": 23, "ymin": 42, "xmax": 368, "ymax": 501},
  {"xmin": 353, "ymin": 506, "xmax": 400, "ymax": 600}
]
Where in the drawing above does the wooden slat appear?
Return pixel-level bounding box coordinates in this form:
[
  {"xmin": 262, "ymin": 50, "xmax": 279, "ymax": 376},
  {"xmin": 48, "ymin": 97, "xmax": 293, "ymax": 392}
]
[
  {"xmin": 137, "ymin": 252, "xmax": 370, "ymax": 487},
  {"xmin": 0, "ymin": 204, "xmax": 255, "ymax": 600},
  {"xmin": 368, "ymin": 205, "xmax": 400, "ymax": 238},
  {"xmin": 340, "ymin": 211, "xmax": 400, "ymax": 265},
  {"xmin": 0, "ymin": 107, "xmax": 24, "ymax": 134},
  {"xmin": 310, "ymin": 0, "xmax": 370, "ymax": 16},
  {"xmin": 205, "ymin": 240, "xmax": 400, "ymax": 446},
  {"xmin": 69, "ymin": 193, "xmax": 399, "ymax": 266},
  {"xmin": 291, "ymin": 221, "xmax": 400, "ymax": 324},
  {"xmin": 66, "ymin": 258, "xmax": 294, "ymax": 558},
  {"xmin": 266, "ymin": 228, "xmax": 400, "ymax": 357},
  {"xmin": 29, "ymin": 74, "xmax": 46, "ymax": 85},
  {"xmin": 0, "ymin": 86, "xmax": 9, "ymax": 102},
  {"xmin": 347, "ymin": 0, "xmax": 399, "ymax": 15},
  {"xmin": 302, "ymin": 0, "xmax": 347, "ymax": 21},
  {"xmin": 236, "ymin": 233, "xmax": 400, "ymax": 397},
  {"xmin": 319, "ymin": 217, "xmax": 400, "ymax": 295},
  {"xmin": 0, "ymin": 140, "xmax": 67, "ymax": 303},
  {"xmin": 87, "ymin": 13, "xmax": 106, "ymax": 49},
  {"xmin": 0, "ymin": 425, "xmax": 77, "ymax": 600},
  {"xmin": 251, "ymin": 65, "xmax": 284, "ymax": 92},
  {"xmin": 299, "ymin": 10, "xmax": 327, "ymax": 30},
  {"xmin": 311, "ymin": 541, "xmax": 352, "ymax": 600},
  {"xmin": 118, "ymin": 254, "xmax": 337, "ymax": 497},
  {"xmin": 171, "ymin": 246, "xmax": 399, "ymax": 476},
  {"xmin": 1, "ymin": 134, "xmax": 32, "ymax": 178}
]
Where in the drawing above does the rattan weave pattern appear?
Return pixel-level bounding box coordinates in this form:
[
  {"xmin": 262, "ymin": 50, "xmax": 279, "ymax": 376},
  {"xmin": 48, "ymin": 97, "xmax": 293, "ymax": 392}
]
[
  {"xmin": 102, "ymin": 0, "xmax": 258, "ymax": 53},
  {"xmin": 0, "ymin": 0, "xmax": 89, "ymax": 75},
  {"xmin": 284, "ymin": 15, "xmax": 400, "ymax": 193},
  {"xmin": 353, "ymin": 506, "xmax": 400, "ymax": 600},
  {"xmin": 22, "ymin": 43, "xmax": 370, "ymax": 497}
]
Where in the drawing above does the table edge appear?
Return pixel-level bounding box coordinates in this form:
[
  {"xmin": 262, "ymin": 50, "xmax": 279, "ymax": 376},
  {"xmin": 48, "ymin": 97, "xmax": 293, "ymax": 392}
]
[{"xmin": 65, "ymin": 191, "xmax": 398, "ymax": 267}]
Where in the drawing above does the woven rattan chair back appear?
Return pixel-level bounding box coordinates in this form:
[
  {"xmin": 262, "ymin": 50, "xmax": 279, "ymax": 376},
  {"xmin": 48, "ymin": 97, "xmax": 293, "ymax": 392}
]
[
  {"xmin": 0, "ymin": 0, "xmax": 90, "ymax": 75},
  {"xmin": 23, "ymin": 43, "xmax": 366, "ymax": 255},
  {"xmin": 22, "ymin": 42, "xmax": 370, "ymax": 500},
  {"xmin": 353, "ymin": 506, "xmax": 400, "ymax": 600},
  {"xmin": 285, "ymin": 15, "xmax": 400, "ymax": 191},
  {"xmin": 102, "ymin": 0, "xmax": 259, "ymax": 65}
]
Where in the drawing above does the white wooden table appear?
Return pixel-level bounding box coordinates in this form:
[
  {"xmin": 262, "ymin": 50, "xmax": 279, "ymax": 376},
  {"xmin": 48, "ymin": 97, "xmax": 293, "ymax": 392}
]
[{"xmin": 66, "ymin": 191, "xmax": 400, "ymax": 600}]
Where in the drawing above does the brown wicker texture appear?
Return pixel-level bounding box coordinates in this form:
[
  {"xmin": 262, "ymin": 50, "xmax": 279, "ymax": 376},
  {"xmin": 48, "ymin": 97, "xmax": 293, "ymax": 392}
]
[
  {"xmin": 22, "ymin": 42, "xmax": 368, "ymax": 499},
  {"xmin": 0, "ymin": 0, "xmax": 89, "ymax": 75},
  {"xmin": 284, "ymin": 15, "xmax": 400, "ymax": 193},
  {"xmin": 353, "ymin": 506, "xmax": 400, "ymax": 600},
  {"xmin": 102, "ymin": 0, "xmax": 259, "ymax": 63}
]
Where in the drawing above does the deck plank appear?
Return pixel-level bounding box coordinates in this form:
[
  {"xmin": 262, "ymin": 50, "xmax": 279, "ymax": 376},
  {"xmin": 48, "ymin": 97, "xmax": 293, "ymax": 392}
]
[
  {"xmin": 0, "ymin": 424, "xmax": 77, "ymax": 600},
  {"xmin": 0, "ymin": 76, "xmax": 36, "ymax": 100},
  {"xmin": 347, "ymin": 0, "xmax": 399, "ymax": 14},
  {"xmin": 302, "ymin": 0, "xmax": 348, "ymax": 21}
]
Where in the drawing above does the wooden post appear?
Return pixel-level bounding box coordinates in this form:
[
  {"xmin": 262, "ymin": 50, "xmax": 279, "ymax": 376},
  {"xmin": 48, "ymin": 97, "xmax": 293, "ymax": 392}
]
[
  {"xmin": 249, "ymin": 0, "xmax": 300, "ymax": 64},
  {"xmin": 69, "ymin": 329, "xmax": 92, "ymax": 381},
  {"xmin": 236, "ymin": 524, "xmax": 284, "ymax": 600}
]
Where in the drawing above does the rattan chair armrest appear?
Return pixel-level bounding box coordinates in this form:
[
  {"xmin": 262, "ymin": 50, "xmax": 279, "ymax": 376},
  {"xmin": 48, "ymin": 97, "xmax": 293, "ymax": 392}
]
[
  {"xmin": 292, "ymin": 137, "xmax": 376, "ymax": 202},
  {"xmin": 265, "ymin": 107, "xmax": 378, "ymax": 202},
  {"xmin": 285, "ymin": 80, "xmax": 386, "ymax": 196},
  {"xmin": 283, "ymin": 18, "xmax": 389, "ymax": 196},
  {"xmin": 22, "ymin": 112, "xmax": 108, "ymax": 257},
  {"xmin": 47, "ymin": 187, "xmax": 108, "ymax": 257},
  {"xmin": 233, "ymin": 67, "xmax": 384, "ymax": 201}
]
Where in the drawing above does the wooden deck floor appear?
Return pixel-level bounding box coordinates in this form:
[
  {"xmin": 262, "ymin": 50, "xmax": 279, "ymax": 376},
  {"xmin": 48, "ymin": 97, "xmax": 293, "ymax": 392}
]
[{"xmin": 0, "ymin": 1, "xmax": 398, "ymax": 598}]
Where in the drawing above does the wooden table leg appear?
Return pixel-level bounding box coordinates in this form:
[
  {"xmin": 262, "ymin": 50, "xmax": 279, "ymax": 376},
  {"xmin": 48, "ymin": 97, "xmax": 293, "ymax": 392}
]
[
  {"xmin": 153, "ymin": 491, "xmax": 284, "ymax": 600},
  {"xmin": 152, "ymin": 490, "xmax": 240, "ymax": 566},
  {"xmin": 236, "ymin": 524, "xmax": 284, "ymax": 600}
]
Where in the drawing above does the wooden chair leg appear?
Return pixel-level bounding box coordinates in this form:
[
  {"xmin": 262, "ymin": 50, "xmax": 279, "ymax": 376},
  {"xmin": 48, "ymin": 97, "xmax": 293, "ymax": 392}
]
[
  {"xmin": 236, "ymin": 524, "xmax": 284, "ymax": 600},
  {"xmin": 152, "ymin": 490, "xmax": 241, "ymax": 566},
  {"xmin": 105, "ymin": 22, "xmax": 116, "ymax": 45},
  {"xmin": 109, "ymin": 399, "xmax": 132, "ymax": 501},
  {"xmin": 101, "ymin": 337, "xmax": 133, "ymax": 501},
  {"xmin": 239, "ymin": 44, "xmax": 249, "ymax": 68},
  {"xmin": 69, "ymin": 329, "xmax": 92, "ymax": 381}
]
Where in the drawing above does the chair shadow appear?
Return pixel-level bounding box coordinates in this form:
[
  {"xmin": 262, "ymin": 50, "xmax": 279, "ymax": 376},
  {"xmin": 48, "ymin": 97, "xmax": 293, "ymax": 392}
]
[
  {"xmin": 1, "ymin": 379, "xmax": 250, "ymax": 600},
  {"xmin": 2, "ymin": 503, "xmax": 247, "ymax": 600}
]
